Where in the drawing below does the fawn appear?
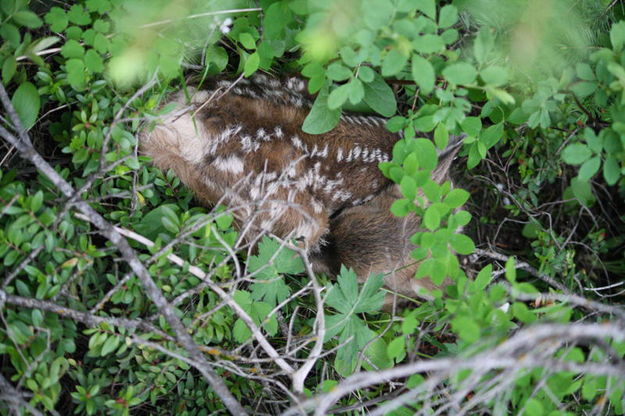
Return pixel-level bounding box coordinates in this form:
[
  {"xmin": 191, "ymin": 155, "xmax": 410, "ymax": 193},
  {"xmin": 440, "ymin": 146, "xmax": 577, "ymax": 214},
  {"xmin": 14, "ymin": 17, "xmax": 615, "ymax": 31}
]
[{"xmin": 139, "ymin": 75, "xmax": 462, "ymax": 306}]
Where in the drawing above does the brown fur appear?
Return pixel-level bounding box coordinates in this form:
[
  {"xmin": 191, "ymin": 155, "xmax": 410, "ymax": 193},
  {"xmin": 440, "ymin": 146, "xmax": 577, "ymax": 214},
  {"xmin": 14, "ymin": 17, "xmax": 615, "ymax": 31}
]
[{"xmin": 140, "ymin": 76, "xmax": 461, "ymax": 307}]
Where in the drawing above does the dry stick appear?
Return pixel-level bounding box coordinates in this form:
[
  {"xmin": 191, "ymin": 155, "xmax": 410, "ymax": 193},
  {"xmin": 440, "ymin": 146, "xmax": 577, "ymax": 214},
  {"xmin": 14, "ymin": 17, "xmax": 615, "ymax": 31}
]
[
  {"xmin": 103, "ymin": 221, "xmax": 296, "ymax": 376},
  {"xmin": 0, "ymin": 372, "xmax": 48, "ymax": 416},
  {"xmin": 475, "ymin": 248, "xmax": 570, "ymax": 293},
  {"xmin": 1, "ymin": 291, "xmax": 174, "ymax": 342},
  {"xmin": 0, "ymin": 85, "xmax": 246, "ymax": 416},
  {"xmin": 283, "ymin": 322, "xmax": 625, "ymax": 416}
]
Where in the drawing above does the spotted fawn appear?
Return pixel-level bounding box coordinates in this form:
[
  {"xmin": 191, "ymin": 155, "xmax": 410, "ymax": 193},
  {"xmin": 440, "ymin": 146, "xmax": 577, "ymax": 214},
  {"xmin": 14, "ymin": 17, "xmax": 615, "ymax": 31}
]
[{"xmin": 139, "ymin": 75, "xmax": 462, "ymax": 306}]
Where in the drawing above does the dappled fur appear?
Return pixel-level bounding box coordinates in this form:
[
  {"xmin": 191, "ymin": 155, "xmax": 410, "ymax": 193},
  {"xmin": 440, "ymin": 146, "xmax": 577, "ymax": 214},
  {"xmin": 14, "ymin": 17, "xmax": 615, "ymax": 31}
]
[{"xmin": 140, "ymin": 75, "xmax": 461, "ymax": 306}]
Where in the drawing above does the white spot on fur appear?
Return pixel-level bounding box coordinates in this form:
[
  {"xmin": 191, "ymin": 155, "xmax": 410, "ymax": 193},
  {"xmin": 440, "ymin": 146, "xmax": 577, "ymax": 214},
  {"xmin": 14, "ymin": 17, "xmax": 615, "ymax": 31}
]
[{"xmin": 212, "ymin": 155, "xmax": 244, "ymax": 175}]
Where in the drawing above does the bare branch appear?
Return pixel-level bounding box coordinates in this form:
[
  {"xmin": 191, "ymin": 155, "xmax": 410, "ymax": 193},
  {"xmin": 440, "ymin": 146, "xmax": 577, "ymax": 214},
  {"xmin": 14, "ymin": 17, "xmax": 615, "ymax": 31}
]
[{"xmin": 0, "ymin": 83, "xmax": 247, "ymax": 416}]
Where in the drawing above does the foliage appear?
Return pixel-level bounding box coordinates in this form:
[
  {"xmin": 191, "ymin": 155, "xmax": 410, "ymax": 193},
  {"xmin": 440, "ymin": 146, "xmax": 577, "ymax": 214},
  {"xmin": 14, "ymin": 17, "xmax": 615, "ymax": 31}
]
[{"xmin": 1, "ymin": 0, "xmax": 625, "ymax": 415}]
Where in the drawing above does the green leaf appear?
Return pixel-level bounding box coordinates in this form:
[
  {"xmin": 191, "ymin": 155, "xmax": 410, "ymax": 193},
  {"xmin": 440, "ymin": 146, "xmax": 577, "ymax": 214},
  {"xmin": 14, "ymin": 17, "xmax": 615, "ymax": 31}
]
[
  {"xmin": 205, "ymin": 45, "xmax": 228, "ymax": 74},
  {"xmin": 84, "ymin": 49, "xmax": 104, "ymax": 73},
  {"xmin": 400, "ymin": 176, "xmax": 417, "ymax": 200},
  {"xmin": 475, "ymin": 264, "xmax": 493, "ymax": 291},
  {"xmin": 239, "ymin": 32, "xmax": 256, "ymax": 50},
  {"xmin": 2, "ymin": 56, "xmax": 16, "ymax": 84},
  {"xmin": 480, "ymin": 123, "xmax": 503, "ymax": 149},
  {"xmin": 247, "ymin": 236, "xmax": 304, "ymax": 278},
  {"xmin": 444, "ymin": 188, "xmax": 469, "ymax": 208},
  {"xmin": 450, "ymin": 233, "xmax": 475, "ymax": 255},
  {"xmin": 67, "ymin": 5, "xmax": 91, "ymax": 26},
  {"xmin": 423, "ymin": 205, "xmax": 441, "ymax": 230},
  {"xmin": 505, "ymin": 256, "xmax": 516, "ymax": 282},
  {"xmin": 524, "ymin": 398, "xmax": 544, "ymax": 416},
  {"xmin": 412, "ymin": 34, "xmax": 445, "ymax": 53},
  {"xmin": 390, "ymin": 198, "xmax": 410, "ymax": 217},
  {"xmin": 460, "ymin": 117, "xmax": 481, "ymax": 137},
  {"xmin": 576, "ymin": 63, "xmax": 595, "ymax": 81},
  {"xmin": 363, "ymin": 73, "xmax": 396, "ymax": 117},
  {"xmin": 327, "ymin": 62, "xmax": 352, "ymax": 81},
  {"xmin": 244, "ymin": 52, "xmax": 260, "ymax": 77},
  {"xmin": 438, "ymin": 5, "xmax": 458, "ymax": 28},
  {"xmin": 562, "ymin": 143, "xmax": 591, "ymax": 165},
  {"xmin": 442, "ymin": 63, "xmax": 477, "ymax": 85},
  {"xmin": 13, "ymin": 11, "xmax": 43, "ymax": 29},
  {"xmin": 302, "ymin": 85, "xmax": 341, "ymax": 134},
  {"xmin": 66, "ymin": 58, "xmax": 86, "ymax": 91},
  {"xmin": 381, "ymin": 49, "xmax": 408, "ymax": 77},
  {"xmin": 0, "ymin": 23, "xmax": 21, "ymax": 47},
  {"xmin": 603, "ymin": 156, "xmax": 620, "ymax": 185},
  {"xmin": 570, "ymin": 177, "xmax": 594, "ymax": 205},
  {"xmin": 362, "ymin": 0, "xmax": 394, "ymax": 29},
  {"xmin": 45, "ymin": 7, "xmax": 68, "ymax": 32},
  {"xmin": 411, "ymin": 55, "xmax": 435, "ymax": 95},
  {"xmin": 610, "ymin": 21, "xmax": 625, "ymax": 51},
  {"xmin": 30, "ymin": 191, "xmax": 43, "ymax": 212},
  {"xmin": 415, "ymin": 0, "xmax": 436, "ymax": 19},
  {"xmin": 11, "ymin": 82, "xmax": 40, "ymax": 130},
  {"xmin": 451, "ymin": 316, "xmax": 480, "ymax": 342},
  {"xmin": 100, "ymin": 335, "xmax": 120, "ymax": 356},
  {"xmin": 347, "ymin": 78, "xmax": 365, "ymax": 104},
  {"xmin": 327, "ymin": 84, "xmax": 350, "ymax": 109},
  {"xmin": 387, "ymin": 336, "xmax": 405, "ymax": 361},
  {"xmin": 480, "ymin": 66, "xmax": 508, "ymax": 87},
  {"xmin": 358, "ymin": 66, "xmax": 375, "ymax": 83},
  {"xmin": 61, "ymin": 39, "xmax": 85, "ymax": 59},
  {"xmin": 570, "ymin": 81, "xmax": 597, "ymax": 98},
  {"xmin": 326, "ymin": 267, "xmax": 385, "ymax": 314},
  {"xmin": 434, "ymin": 123, "xmax": 448, "ymax": 149},
  {"xmin": 578, "ymin": 156, "xmax": 600, "ymax": 180}
]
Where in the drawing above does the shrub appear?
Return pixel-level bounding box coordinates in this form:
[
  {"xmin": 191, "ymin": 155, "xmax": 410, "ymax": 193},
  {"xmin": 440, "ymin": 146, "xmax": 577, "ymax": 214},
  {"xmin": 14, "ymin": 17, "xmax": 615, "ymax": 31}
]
[{"xmin": 1, "ymin": 0, "xmax": 624, "ymax": 414}]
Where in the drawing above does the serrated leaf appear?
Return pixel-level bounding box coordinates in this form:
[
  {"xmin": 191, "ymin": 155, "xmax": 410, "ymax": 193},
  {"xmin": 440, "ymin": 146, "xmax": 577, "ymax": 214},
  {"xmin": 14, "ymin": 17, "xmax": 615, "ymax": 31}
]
[
  {"xmin": 247, "ymin": 236, "xmax": 304, "ymax": 278},
  {"xmin": 11, "ymin": 82, "xmax": 40, "ymax": 130},
  {"xmin": 326, "ymin": 267, "xmax": 385, "ymax": 314}
]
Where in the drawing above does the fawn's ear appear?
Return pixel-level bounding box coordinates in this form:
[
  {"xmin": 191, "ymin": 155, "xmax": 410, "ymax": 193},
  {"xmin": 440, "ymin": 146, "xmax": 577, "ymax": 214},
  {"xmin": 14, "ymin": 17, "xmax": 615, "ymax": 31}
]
[{"xmin": 431, "ymin": 134, "xmax": 464, "ymax": 184}]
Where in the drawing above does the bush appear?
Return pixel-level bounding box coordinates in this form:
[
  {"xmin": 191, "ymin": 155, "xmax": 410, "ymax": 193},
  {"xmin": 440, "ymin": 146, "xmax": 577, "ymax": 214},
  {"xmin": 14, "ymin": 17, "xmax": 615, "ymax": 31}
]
[{"xmin": 1, "ymin": 0, "xmax": 624, "ymax": 414}]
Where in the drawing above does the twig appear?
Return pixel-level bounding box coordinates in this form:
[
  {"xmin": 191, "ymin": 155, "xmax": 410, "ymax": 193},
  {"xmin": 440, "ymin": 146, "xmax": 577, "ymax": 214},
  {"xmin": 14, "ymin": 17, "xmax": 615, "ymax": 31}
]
[
  {"xmin": 0, "ymin": 83, "xmax": 247, "ymax": 416},
  {"xmin": 474, "ymin": 248, "xmax": 570, "ymax": 293}
]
